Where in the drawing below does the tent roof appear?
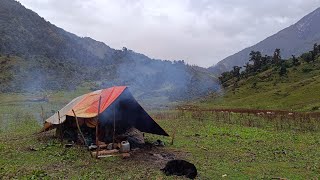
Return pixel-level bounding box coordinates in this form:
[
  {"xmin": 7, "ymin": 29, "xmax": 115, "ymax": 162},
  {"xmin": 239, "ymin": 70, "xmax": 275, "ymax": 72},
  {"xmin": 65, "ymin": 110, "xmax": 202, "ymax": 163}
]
[
  {"xmin": 42, "ymin": 86, "xmax": 169, "ymax": 136},
  {"xmin": 45, "ymin": 86, "xmax": 126, "ymax": 126},
  {"xmin": 69, "ymin": 86, "xmax": 126, "ymax": 118}
]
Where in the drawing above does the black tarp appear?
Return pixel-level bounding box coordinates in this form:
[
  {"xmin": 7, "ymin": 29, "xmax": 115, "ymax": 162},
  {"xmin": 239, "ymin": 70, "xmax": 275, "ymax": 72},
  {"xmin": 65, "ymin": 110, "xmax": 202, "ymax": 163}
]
[{"xmin": 97, "ymin": 88, "xmax": 169, "ymax": 139}]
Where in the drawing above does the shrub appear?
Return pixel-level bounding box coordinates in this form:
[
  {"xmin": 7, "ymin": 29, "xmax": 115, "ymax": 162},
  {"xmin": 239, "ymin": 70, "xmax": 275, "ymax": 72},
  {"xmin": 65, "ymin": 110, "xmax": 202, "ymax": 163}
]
[{"xmin": 302, "ymin": 67, "xmax": 313, "ymax": 73}]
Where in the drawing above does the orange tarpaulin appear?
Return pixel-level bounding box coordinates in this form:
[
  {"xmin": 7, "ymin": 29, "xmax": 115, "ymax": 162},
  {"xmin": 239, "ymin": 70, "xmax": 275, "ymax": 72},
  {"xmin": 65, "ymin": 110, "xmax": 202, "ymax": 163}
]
[
  {"xmin": 66, "ymin": 86, "xmax": 126, "ymax": 118},
  {"xmin": 42, "ymin": 86, "xmax": 126, "ymax": 131}
]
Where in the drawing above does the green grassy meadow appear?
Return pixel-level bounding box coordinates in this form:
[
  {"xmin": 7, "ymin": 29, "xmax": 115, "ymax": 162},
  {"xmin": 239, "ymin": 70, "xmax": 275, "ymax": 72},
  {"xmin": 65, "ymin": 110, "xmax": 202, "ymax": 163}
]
[
  {"xmin": 195, "ymin": 57, "xmax": 320, "ymax": 112},
  {"xmin": 1, "ymin": 92, "xmax": 320, "ymax": 179}
]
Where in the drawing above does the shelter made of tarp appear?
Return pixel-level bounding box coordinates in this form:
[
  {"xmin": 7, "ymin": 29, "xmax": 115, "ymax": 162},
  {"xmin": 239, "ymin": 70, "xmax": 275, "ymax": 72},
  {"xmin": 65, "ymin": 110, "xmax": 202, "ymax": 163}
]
[{"xmin": 42, "ymin": 86, "xmax": 169, "ymax": 136}]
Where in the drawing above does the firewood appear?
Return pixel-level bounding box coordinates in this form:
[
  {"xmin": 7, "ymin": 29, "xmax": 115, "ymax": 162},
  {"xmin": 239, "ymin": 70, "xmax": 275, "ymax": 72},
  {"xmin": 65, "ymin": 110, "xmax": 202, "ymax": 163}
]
[{"xmin": 91, "ymin": 149, "xmax": 119, "ymax": 157}]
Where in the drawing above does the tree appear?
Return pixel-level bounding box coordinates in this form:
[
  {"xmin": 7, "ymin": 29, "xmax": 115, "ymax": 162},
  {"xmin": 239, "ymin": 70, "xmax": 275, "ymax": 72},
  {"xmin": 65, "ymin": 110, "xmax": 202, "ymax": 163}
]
[
  {"xmin": 219, "ymin": 71, "xmax": 233, "ymax": 86},
  {"xmin": 313, "ymin": 43, "xmax": 319, "ymax": 56},
  {"xmin": 261, "ymin": 55, "xmax": 268, "ymax": 67},
  {"xmin": 272, "ymin": 48, "xmax": 281, "ymax": 65},
  {"xmin": 310, "ymin": 51, "xmax": 316, "ymax": 62},
  {"xmin": 243, "ymin": 62, "xmax": 255, "ymax": 77},
  {"xmin": 292, "ymin": 55, "xmax": 300, "ymax": 66},
  {"xmin": 232, "ymin": 66, "xmax": 242, "ymax": 80},
  {"xmin": 249, "ymin": 51, "xmax": 262, "ymax": 71},
  {"xmin": 303, "ymin": 51, "xmax": 313, "ymax": 63},
  {"xmin": 279, "ymin": 60, "xmax": 287, "ymax": 76}
]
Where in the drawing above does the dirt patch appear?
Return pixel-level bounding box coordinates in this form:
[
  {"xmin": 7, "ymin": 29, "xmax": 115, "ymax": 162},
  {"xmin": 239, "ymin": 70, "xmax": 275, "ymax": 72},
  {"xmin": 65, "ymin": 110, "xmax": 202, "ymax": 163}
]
[{"xmin": 127, "ymin": 146, "xmax": 187, "ymax": 169}]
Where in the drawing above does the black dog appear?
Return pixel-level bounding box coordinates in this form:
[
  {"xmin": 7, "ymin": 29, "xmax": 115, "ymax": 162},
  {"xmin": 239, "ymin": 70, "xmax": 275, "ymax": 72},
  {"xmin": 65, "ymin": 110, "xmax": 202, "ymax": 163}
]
[{"xmin": 161, "ymin": 160, "xmax": 197, "ymax": 179}]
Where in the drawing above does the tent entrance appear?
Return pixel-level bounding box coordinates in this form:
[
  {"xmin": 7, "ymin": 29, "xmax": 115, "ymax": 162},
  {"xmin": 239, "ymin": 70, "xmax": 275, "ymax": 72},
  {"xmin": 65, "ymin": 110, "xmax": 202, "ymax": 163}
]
[
  {"xmin": 56, "ymin": 115, "xmax": 146, "ymax": 150},
  {"xmin": 56, "ymin": 116, "xmax": 99, "ymax": 146}
]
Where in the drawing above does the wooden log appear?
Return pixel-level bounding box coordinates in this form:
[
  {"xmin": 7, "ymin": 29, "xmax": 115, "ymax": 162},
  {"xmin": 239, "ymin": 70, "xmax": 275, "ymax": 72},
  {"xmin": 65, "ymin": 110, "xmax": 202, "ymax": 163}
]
[
  {"xmin": 91, "ymin": 149, "xmax": 119, "ymax": 157},
  {"xmin": 98, "ymin": 141, "xmax": 108, "ymax": 149},
  {"xmin": 96, "ymin": 152, "xmax": 130, "ymax": 159}
]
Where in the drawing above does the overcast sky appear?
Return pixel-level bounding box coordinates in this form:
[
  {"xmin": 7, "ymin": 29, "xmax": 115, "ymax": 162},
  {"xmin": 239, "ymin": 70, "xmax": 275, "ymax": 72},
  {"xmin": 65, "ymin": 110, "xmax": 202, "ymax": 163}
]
[{"xmin": 18, "ymin": 0, "xmax": 320, "ymax": 67}]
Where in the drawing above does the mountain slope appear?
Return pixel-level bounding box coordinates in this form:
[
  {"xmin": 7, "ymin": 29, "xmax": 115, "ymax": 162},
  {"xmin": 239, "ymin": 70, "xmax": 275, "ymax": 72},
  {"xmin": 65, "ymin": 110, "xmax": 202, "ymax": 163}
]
[
  {"xmin": 0, "ymin": 0, "xmax": 114, "ymax": 66},
  {"xmin": 0, "ymin": 0, "xmax": 218, "ymax": 102},
  {"xmin": 209, "ymin": 7, "xmax": 320, "ymax": 74},
  {"xmin": 197, "ymin": 51, "xmax": 320, "ymax": 111}
]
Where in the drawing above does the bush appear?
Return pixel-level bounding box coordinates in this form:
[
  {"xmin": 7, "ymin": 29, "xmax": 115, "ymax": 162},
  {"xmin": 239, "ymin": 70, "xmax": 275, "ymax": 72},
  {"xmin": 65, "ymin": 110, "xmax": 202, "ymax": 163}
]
[{"xmin": 302, "ymin": 67, "xmax": 313, "ymax": 73}]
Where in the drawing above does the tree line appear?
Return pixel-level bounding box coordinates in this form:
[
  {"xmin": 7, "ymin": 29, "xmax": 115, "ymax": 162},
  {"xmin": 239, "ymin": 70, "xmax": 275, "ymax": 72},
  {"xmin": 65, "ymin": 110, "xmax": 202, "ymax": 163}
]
[{"xmin": 219, "ymin": 43, "xmax": 320, "ymax": 87}]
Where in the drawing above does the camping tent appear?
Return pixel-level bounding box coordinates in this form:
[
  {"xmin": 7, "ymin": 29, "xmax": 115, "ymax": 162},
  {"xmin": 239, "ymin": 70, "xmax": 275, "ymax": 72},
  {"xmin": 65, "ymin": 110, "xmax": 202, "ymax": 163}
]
[{"xmin": 42, "ymin": 86, "xmax": 169, "ymax": 139}]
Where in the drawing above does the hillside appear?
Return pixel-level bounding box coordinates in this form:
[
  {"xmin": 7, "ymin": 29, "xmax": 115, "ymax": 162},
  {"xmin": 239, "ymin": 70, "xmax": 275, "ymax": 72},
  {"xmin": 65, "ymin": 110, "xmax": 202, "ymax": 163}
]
[
  {"xmin": 0, "ymin": 0, "xmax": 218, "ymax": 103},
  {"xmin": 209, "ymin": 7, "xmax": 320, "ymax": 74},
  {"xmin": 196, "ymin": 46, "xmax": 320, "ymax": 111}
]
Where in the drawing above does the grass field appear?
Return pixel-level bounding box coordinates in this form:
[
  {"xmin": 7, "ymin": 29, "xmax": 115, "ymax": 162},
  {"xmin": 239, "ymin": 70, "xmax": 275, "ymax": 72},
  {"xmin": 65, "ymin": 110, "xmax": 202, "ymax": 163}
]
[{"xmin": 1, "ymin": 92, "xmax": 320, "ymax": 179}]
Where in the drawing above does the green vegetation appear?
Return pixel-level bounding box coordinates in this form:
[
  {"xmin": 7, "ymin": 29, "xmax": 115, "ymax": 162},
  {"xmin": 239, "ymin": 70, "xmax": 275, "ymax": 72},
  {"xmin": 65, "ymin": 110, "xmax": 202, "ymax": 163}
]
[
  {"xmin": 2, "ymin": 44, "xmax": 320, "ymax": 178},
  {"xmin": 1, "ymin": 1, "xmax": 320, "ymax": 179},
  {"xmin": 1, "ymin": 99, "xmax": 320, "ymax": 179},
  {"xmin": 199, "ymin": 44, "xmax": 320, "ymax": 111}
]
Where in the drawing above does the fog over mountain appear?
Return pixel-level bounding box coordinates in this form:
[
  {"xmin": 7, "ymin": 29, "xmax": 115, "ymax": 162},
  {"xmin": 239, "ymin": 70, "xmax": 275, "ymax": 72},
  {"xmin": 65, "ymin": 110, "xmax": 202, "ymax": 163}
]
[
  {"xmin": 18, "ymin": 0, "xmax": 320, "ymax": 67},
  {"xmin": 0, "ymin": 0, "xmax": 218, "ymax": 103}
]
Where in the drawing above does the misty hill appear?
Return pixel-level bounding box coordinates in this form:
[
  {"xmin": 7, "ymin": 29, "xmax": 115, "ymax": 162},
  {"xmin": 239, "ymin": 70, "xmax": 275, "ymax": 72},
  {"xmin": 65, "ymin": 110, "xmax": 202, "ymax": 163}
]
[
  {"xmin": 0, "ymin": 0, "xmax": 218, "ymax": 102},
  {"xmin": 198, "ymin": 45, "xmax": 320, "ymax": 111},
  {"xmin": 209, "ymin": 7, "xmax": 320, "ymax": 74}
]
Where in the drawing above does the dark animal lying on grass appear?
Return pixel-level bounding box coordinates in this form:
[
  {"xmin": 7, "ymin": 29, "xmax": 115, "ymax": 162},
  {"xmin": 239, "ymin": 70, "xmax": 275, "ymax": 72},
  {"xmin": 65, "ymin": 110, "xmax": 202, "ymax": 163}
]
[{"xmin": 161, "ymin": 160, "xmax": 197, "ymax": 179}]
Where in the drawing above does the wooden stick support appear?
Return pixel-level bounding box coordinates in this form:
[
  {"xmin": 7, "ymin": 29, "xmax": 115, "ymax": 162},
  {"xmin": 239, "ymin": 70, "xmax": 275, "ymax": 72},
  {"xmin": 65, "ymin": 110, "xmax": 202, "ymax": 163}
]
[
  {"xmin": 96, "ymin": 96, "xmax": 102, "ymax": 159},
  {"xmin": 72, "ymin": 109, "xmax": 87, "ymax": 147},
  {"xmin": 113, "ymin": 103, "xmax": 116, "ymax": 145},
  {"xmin": 57, "ymin": 111, "xmax": 62, "ymax": 142}
]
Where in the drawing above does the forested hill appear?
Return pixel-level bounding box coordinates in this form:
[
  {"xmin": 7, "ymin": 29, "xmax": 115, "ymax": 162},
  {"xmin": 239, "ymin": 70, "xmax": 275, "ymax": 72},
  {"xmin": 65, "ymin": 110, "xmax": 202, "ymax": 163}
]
[
  {"xmin": 209, "ymin": 7, "xmax": 320, "ymax": 74},
  {"xmin": 198, "ymin": 44, "xmax": 320, "ymax": 111},
  {"xmin": 0, "ymin": 0, "xmax": 218, "ymax": 102},
  {"xmin": 0, "ymin": 0, "xmax": 113, "ymax": 66}
]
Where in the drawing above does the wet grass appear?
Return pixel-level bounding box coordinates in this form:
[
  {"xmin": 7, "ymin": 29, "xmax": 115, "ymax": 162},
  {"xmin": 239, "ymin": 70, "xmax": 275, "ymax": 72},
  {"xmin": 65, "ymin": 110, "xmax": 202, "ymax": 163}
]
[
  {"xmin": 0, "ymin": 119, "xmax": 170, "ymax": 179},
  {"xmin": 1, "ymin": 93, "xmax": 320, "ymax": 179},
  {"xmin": 156, "ymin": 111, "xmax": 320, "ymax": 179}
]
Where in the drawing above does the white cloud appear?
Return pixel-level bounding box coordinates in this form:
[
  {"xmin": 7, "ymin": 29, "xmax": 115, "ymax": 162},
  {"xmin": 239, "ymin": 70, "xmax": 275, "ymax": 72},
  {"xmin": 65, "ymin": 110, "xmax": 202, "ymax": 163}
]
[{"xmin": 18, "ymin": 0, "xmax": 320, "ymax": 67}]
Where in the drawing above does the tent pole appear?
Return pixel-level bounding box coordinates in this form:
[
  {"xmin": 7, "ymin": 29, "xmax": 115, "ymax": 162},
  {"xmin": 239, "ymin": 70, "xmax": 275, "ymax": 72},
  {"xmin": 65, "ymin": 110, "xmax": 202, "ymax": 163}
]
[
  {"xmin": 112, "ymin": 102, "xmax": 116, "ymax": 145},
  {"xmin": 57, "ymin": 111, "xmax": 62, "ymax": 142},
  {"xmin": 72, "ymin": 109, "xmax": 87, "ymax": 147},
  {"xmin": 96, "ymin": 96, "xmax": 102, "ymax": 159},
  {"xmin": 95, "ymin": 121, "xmax": 99, "ymax": 159}
]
